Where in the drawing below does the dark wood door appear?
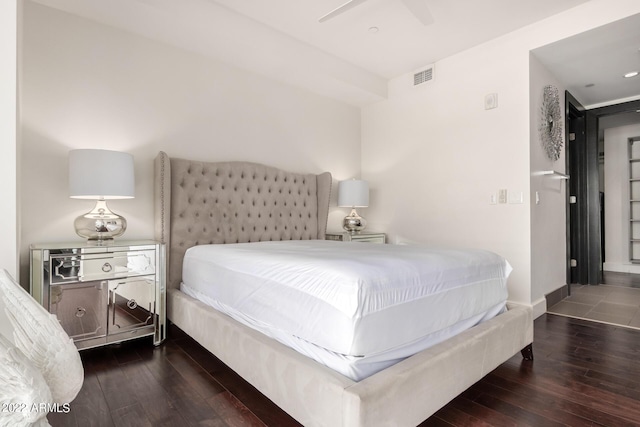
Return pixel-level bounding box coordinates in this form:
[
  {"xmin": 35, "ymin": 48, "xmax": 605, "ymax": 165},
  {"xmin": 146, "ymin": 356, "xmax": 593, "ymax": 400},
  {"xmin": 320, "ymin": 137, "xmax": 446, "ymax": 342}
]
[{"xmin": 566, "ymin": 91, "xmax": 588, "ymax": 285}]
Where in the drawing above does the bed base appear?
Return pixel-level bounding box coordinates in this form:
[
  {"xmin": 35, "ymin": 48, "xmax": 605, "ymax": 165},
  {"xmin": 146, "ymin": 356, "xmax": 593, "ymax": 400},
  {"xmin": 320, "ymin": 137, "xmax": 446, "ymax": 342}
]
[
  {"xmin": 169, "ymin": 289, "xmax": 533, "ymax": 427},
  {"xmin": 154, "ymin": 152, "xmax": 534, "ymax": 426}
]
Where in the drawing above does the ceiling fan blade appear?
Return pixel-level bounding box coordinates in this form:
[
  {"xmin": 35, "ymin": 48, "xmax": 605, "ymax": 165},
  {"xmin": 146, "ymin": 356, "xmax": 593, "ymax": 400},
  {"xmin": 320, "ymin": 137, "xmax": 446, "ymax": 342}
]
[
  {"xmin": 318, "ymin": 0, "xmax": 370, "ymax": 23},
  {"xmin": 401, "ymin": 0, "xmax": 434, "ymax": 25}
]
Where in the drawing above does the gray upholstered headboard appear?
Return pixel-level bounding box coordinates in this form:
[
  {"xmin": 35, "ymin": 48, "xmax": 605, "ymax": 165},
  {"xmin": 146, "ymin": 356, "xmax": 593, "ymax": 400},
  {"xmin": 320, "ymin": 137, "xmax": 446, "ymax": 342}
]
[{"xmin": 154, "ymin": 151, "xmax": 332, "ymax": 290}]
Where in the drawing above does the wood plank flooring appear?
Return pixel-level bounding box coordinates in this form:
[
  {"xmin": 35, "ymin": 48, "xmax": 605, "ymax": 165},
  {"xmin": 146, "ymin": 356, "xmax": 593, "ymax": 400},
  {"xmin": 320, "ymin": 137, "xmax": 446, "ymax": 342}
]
[{"xmin": 49, "ymin": 314, "xmax": 640, "ymax": 426}]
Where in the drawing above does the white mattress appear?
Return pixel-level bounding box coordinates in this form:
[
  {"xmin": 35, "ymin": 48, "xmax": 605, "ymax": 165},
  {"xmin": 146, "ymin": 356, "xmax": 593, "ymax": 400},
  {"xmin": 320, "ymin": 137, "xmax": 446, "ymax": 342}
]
[{"xmin": 181, "ymin": 240, "xmax": 510, "ymax": 380}]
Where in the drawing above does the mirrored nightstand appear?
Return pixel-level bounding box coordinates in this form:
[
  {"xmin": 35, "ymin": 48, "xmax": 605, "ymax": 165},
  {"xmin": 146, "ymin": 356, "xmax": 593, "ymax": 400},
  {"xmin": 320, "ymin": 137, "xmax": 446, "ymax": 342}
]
[{"xmin": 30, "ymin": 240, "xmax": 166, "ymax": 350}]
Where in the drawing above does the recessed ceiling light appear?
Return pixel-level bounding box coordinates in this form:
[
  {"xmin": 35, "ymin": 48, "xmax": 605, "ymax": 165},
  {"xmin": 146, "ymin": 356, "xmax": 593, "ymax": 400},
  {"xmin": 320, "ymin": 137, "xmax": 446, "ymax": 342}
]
[
  {"xmin": 585, "ymin": 83, "xmax": 595, "ymax": 88},
  {"xmin": 624, "ymin": 71, "xmax": 639, "ymax": 78},
  {"xmin": 368, "ymin": 26, "xmax": 379, "ymax": 34}
]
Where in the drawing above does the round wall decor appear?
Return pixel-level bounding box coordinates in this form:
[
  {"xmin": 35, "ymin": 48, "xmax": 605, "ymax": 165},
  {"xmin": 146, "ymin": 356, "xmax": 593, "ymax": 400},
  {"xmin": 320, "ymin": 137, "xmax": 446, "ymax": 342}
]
[{"xmin": 540, "ymin": 85, "xmax": 563, "ymax": 161}]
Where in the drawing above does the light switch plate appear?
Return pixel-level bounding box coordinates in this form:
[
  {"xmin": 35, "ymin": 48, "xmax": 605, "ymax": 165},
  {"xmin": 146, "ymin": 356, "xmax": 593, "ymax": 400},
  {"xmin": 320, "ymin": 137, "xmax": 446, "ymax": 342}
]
[
  {"xmin": 509, "ymin": 191, "xmax": 524, "ymax": 204},
  {"xmin": 484, "ymin": 93, "xmax": 498, "ymax": 110},
  {"xmin": 498, "ymin": 189, "xmax": 507, "ymax": 204}
]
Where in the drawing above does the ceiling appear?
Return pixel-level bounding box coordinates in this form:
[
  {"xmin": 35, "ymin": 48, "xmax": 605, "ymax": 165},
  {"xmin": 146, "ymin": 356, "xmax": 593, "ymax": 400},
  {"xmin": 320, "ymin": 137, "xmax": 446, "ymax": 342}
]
[
  {"xmin": 532, "ymin": 12, "xmax": 640, "ymax": 109},
  {"xmin": 208, "ymin": 0, "xmax": 589, "ymax": 79},
  {"xmin": 29, "ymin": 0, "xmax": 639, "ymax": 108}
]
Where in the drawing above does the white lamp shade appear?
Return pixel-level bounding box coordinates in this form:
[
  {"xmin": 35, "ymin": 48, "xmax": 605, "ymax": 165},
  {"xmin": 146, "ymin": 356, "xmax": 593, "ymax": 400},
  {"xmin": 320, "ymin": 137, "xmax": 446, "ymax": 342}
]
[
  {"xmin": 69, "ymin": 149, "xmax": 135, "ymax": 199},
  {"xmin": 338, "ymin": 180, "xmax": 369, "ymax": 208}
]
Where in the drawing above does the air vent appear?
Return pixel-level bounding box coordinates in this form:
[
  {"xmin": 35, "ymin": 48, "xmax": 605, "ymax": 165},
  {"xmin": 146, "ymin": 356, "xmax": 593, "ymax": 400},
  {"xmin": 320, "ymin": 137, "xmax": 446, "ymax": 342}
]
[{"xmin": 413, "ymin": 67, "xmax": 433, "ymax": 86}]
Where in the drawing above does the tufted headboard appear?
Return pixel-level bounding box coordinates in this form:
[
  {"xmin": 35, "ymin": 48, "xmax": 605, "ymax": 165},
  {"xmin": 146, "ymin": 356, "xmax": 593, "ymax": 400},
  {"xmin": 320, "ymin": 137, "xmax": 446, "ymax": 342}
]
[{"xmin": 154, "ymin": 151, "xmax": 332, "ymax": 290}]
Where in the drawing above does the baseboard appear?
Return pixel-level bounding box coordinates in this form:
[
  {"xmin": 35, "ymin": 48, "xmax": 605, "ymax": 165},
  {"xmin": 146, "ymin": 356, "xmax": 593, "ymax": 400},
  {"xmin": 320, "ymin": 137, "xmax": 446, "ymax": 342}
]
[
  {"xmin": 512, "ymin": 286, "xmax": 569, "ymax": 320},
  {"xmin": 603, "ymin": 262, "xmax": 640, "ymax": 274},
  {"xmin": 542, "ymin": 285, "xmax": 569, "ymax": 319},
  {"xmin": 532, "ymin": 297, "xmax": 547, "ymax": 319},
  {"xmin": 507, "ymin": 299, "xmax": 546, "ymax": 319},
  {"xmin": 545, "ymin": 285, "xmax": 569, "ymax": 306}
]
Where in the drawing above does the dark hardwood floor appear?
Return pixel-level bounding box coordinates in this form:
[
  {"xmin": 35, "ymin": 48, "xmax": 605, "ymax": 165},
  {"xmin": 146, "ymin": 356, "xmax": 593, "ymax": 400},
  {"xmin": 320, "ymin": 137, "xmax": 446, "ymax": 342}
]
[{"xmin": 49, "ymin": 314, "xmax": 640, "ymax": 426}]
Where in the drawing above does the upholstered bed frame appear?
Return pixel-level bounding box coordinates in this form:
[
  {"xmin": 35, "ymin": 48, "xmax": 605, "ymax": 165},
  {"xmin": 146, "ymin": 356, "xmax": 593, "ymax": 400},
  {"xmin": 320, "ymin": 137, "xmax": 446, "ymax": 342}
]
[{"xmin": 154, "ymin": 151, "xmax": 533, "ymax": 427}]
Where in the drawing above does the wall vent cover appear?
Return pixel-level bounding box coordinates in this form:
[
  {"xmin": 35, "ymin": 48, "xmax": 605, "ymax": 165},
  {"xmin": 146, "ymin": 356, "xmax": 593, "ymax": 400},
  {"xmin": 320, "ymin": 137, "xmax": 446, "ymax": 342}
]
[{"xmin": 413, "ymin": 67, "xmax": 433, "ymax": 86}]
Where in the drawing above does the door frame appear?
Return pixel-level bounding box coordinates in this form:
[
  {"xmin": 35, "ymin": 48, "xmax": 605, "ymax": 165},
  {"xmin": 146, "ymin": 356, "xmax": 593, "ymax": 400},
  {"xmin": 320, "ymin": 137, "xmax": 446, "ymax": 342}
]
[
  {"xmin": 567, "ymin": 96, "xmax": 640, "ymax": 285},
  {"xmin": 565, "ymin": 92, "xmax": 589, "ymax": 286}
]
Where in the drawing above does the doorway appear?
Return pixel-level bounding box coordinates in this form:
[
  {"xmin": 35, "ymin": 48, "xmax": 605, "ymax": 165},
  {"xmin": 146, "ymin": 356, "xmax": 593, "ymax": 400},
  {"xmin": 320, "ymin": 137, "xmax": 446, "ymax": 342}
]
[{"xmin": 566, "ymin": 96, "xmax": 640, "ymax": 286}]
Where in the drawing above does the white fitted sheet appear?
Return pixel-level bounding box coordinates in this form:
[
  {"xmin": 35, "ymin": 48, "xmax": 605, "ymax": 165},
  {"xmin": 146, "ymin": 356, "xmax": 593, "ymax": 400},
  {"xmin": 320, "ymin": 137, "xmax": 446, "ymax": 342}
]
[{"xmin": 181, "ymin": 240, "xmax": 510, "ymax": 380}]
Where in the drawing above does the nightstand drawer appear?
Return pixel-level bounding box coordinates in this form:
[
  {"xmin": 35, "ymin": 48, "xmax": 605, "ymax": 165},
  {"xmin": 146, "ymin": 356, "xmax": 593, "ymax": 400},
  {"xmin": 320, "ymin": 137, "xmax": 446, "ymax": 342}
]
[
  {"xmin": 326, "ymin": 232, "xmax": 386, "ymax": 244},
  {"xmin": 50, "ymin": 250, "xmax": 156, "ymax": 283},
  {"xmin": 350, "ymin": 235, "xmax": 386, "ymax": 243},
  {"xmin": 79, "ymin": 251, "xmax": 156, "ymax": 281}
]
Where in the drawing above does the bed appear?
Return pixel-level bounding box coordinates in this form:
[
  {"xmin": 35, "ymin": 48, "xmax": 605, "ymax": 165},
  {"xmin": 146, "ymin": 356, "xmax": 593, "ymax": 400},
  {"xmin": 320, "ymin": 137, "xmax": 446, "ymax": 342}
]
[{"xmin": 154, "ymin": 151, "xmax": 533, "ymax": 427}]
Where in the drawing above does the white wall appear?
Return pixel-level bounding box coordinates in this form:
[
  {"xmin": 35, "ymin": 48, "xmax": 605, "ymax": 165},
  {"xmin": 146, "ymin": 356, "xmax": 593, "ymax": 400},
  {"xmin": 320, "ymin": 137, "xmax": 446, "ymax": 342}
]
[
  {"xmin": 362, "ymin": 38, "xmax": 532, "ymax": 306},
  {"xmin": 362, "ymin": 0, "xmax": 640, "ymax": 308},
  {"xmin": 529, "ymin": 54, "xmax": 567, "ymax": 315},
  {"xmin": 604, "ymin": 124, "xmax": 640, "ymax": 272},
  {"xmin": 19, "ymin": 2, "xmax": 361, "ymax": 282},
  {"xmin": 0, "ymin": 0, "xmax": 19, "ymax": 279}
]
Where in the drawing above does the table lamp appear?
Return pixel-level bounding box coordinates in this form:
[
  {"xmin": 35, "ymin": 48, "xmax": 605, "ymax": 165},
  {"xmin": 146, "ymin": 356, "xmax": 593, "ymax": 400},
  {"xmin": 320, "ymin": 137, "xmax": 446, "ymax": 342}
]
[
  {"xmin": 338, "ymin": 179, "xmax": 369, "ymax": 233},
  {"xmin": 68, "ymin": 149, "xmax": 134, "ymax": 241}
]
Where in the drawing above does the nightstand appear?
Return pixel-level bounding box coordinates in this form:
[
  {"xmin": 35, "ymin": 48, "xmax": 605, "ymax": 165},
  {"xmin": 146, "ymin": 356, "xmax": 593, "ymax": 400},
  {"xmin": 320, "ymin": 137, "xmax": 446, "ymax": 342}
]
[
  {"xmin": 30, "ymin": 240, "xmax": 166, "ymax": 350},
  {"xmin": 325, "ymin": 231, "xmax": 386, "ymax": 244}
]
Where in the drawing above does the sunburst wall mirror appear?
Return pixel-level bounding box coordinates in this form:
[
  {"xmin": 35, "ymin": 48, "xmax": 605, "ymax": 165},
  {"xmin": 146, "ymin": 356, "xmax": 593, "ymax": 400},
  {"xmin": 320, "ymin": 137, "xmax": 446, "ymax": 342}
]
[{"xmin": 540, "ymin": 85, "xmax": 563, "ymax": 161}]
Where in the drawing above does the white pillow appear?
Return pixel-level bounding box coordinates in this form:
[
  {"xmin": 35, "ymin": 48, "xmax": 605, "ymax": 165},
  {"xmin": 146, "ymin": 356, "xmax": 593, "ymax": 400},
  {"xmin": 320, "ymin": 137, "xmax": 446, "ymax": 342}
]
[
  {"xmin": 0, "ymin": 334, "xmax": 52, "ymax": 426},
  {"xmin": 0, "ymin": 269, "xmax": 84, "ymax": 405},
  {"xmin": 0, "ymin": 283, "xmax": 14, "ymax": 345}
]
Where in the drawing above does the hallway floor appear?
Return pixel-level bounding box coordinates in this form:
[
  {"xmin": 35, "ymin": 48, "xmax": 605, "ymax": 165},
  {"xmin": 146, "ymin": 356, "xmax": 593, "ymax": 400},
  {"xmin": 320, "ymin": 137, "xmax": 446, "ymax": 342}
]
[{"xmin": 547, "ymin": 271, "xmax": 640, "ymax": 329}]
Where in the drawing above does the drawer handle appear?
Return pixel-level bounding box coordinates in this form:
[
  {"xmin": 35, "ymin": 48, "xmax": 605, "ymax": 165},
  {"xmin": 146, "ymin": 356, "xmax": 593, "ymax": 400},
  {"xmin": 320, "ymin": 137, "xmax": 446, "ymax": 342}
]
[
  {"xmin": 102, "ymin": 262, "xmax": 113, "ymax": 273},
  {"xmin": 127, "ymin": 299, "xmax": 138, "ymax": 310},
  {"xmin": 75, "ymin": 307, "xmax": 86, "ymax": 318}
]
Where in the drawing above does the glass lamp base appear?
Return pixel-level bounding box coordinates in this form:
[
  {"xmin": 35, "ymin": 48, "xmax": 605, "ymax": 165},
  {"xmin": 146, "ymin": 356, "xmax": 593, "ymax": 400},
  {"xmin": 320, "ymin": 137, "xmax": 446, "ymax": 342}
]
[
  {"xmin": 342, "ymin": 208, "xmax": 366, "ymax": 233},
  {"xmin": 74, "ymin": 200, "xmax": 127, "ymax": 241}
]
